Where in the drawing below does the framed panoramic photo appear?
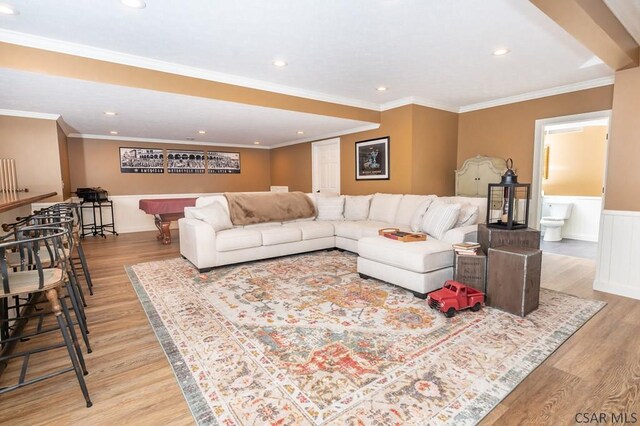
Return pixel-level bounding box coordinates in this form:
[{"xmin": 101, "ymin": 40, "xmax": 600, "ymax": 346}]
[
  {"xmin": 119, "ymin": 147, "xmax": 164, "ymax": 173},
  {"xmin": 207, "ymin": 151, "xmax": 241, "ymax": 174},
  {"xmin": 355, "ymin": 137, "xmax": 390, "ymax": 180},
  {"xmin": 167, "ymin": 150, "xmax": 205, "ymax": 174}
]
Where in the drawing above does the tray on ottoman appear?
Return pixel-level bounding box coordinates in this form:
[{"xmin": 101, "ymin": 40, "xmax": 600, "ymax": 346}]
[{"xmin": 378, "ymin": 228, "xmax": 427, "ymax": 242}]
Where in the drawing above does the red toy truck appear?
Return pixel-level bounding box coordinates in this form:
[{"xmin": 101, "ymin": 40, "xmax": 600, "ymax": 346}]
[{"xmin": 427, "ymin": 280, "xmax": 485, "ymax": 318}]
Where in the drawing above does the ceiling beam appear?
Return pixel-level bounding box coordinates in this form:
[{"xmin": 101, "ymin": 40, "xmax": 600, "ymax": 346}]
[
  {"xmin": 0, "ymin": 42, "xmax": 380, "ymax": 124},
  {"xmin": 530, "ymin": 0, "xmax": 639, "ymax": 70}
]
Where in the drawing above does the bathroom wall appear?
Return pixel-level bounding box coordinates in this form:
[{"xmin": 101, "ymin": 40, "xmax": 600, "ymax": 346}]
[{"xmin": 541, "ymin": 195, "xmax": 602, "ymax": 242}]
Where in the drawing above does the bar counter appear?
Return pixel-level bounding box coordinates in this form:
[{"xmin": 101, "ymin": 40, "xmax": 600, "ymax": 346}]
[{"xmin": 0, "ymin": 191, "xmax": 57, "ymax": 214}]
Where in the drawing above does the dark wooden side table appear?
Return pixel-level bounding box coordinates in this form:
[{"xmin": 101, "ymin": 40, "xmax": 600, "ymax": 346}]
[
  {"xmin": 453, "ymin": 250, "xmax": 487, "ymax": 293},
  {"xmin": 487, "ymin": 246, "xmax": 542, "ymax": 316},
  {"xmin": 478, "ymin": 223, "xmax": 540, "ymax": 253}
]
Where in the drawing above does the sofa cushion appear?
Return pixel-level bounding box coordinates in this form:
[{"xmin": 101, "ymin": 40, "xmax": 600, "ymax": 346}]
[
  {"xmin": 190, "ymin": 201, "xmax": 233, "ymax": 232},
  {"xmin": 441, "ymin": 196, "xmax": 487, "ymax": 224},
  {"xmin": 358, "ymin": 236, "xmax": 454, "ymax": 274},
  {"xmin": 455, "ymin": 204, "xmax": 480, "ymax": 227},
  {"xmin": 334, "ymin": 220, "xmax": 393, "ymax": 241},
  {"xmin": 316, "ymin": 196, "xmax": 345, "ymax": 221},
  {"xmin": 410, "ymin": 196, "xmax": 437, "ymax": 232},
  {"xmin": 244, "ymin": 221, "xmax": 283, "ymax": 229},
  {"xmin": 421, "ymin": 201, "xmax": 461, "ymax": 240},
  {"xmin": 261, "ymin": 227, "xmax": 302, "ymax": 246},
  {"xmin": 195, "ymin": 195, "xmax": 229, "ymax": 212},
  {"xmin": 368, "ymin": 193, "xmax": 403, "ymax": 223},
  {"xmin": 344, "ymin": 195, "xmax": 372, "ymax": 221},
  {"xmin": 394, "ymin": 195, "xmax": 431, "ymax": 227},
  {"xmin": 216, "ymin": 229, "xmax": 262, "ymax": 252},
  {"xmin": 283, "ymin": 221, "xmax": 335, "ymax": 240}
]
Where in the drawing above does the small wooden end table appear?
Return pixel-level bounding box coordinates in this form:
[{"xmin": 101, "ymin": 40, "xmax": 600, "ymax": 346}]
[{"xmin": 453, "ymin": 249, "xmax": 487, "ymax": 293}]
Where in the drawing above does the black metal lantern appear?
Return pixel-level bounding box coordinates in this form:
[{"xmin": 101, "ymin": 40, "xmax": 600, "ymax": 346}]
[{"xmin": 486, "ymin": 158, "xmax": 530, "ymax": 230}]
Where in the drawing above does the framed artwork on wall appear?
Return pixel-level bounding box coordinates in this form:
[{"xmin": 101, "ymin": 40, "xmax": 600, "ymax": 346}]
[
  {"xmin": 167, "ymin": 150, "xmax": 205, "ymax": 174},
  {"xmin": 207, "ymin": 151, "xmax": 241, "ymax": 174},
  {"xmin": 119, "ymin": 147, "xmax": 164, "ymax": 173},
  {"xmin": 355, "ymin": 137, "xmax": 390, "ymax": 180}
]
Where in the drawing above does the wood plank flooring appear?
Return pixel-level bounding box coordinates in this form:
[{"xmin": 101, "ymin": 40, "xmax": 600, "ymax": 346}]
[{"xmin": 0, "ymin": 232, "xmax": 638, "ymax": 425}]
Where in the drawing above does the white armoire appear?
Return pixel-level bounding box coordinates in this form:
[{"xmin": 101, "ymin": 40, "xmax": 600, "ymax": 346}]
[{"xmin": 455, "ymin": 155, "xmax": 506, "ymax": 197}]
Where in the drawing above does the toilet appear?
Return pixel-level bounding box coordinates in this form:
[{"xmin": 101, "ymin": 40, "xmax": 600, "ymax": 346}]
[{"xmin": 540, "ymin": 203, "xmax": 573, "ymax": 242}]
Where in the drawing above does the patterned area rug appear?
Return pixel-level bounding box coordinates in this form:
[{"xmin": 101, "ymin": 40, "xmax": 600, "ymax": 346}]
[{"xmin": 126, "ymin": 251, "xmax": 605, "ymax": 425}]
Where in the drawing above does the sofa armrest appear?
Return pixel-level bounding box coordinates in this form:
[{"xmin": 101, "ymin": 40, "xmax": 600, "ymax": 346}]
[
  {"xmin": 441, "ymin": 224, "xmax": 478, "ymax": 244},
  {"xmin": 184, "ymin": 206, "xmax": 198, "ymax": 219},
  {"xmin": 179, "ymin": 218, "xmax": 218, "ymax": 270}
]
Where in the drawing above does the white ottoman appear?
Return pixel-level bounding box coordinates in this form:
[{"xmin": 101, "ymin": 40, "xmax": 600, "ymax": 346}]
[{"xmin": 357, "ymin": 236, "xmax": 454, "ymax": 298}]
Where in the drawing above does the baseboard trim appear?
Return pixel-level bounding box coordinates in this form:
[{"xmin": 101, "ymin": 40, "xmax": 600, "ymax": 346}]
[
  {"xmin": 562, "ymin": 233, "xmax": 598, "ymax": 242},
  {"xmin": 593, "ymin": 279, "xmax": 640, "ymax": 300}
]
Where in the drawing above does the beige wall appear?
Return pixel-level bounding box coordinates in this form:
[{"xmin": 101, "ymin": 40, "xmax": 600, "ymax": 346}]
[
  {"xmin": 270, "ymin": 142, "xmax": 312, "ymax": 192},
  {"xmin": 457, "ymin": 86, "xmax": 614, "ymax": 184},
  {"xmin": 57, "ymin": 123, "xmax": 72, "ymax": 200},
  {"xmin": 542, "ymin": 125, "xmax": 607, "ymax": 196},
  {"xmin": 604, "ymin": 67, "xmax": 640, "ymax": 211},
  {"xmin": 411, "ymin": 105, "xmax": 459, "ymax": 195},
  {"xmin": 269, "ymin": 105, "xmax": 458, "ymax": 196},
  {"xmin": 68, "ymin": 138, "xmax": 271, "ymax": 195},
  {"xmin": 340, "ymin": 105, "xmax": 414, "ymax": 195},
  {"xmin": 0, "ymin": 116, "xmax": 63, "ymax": 201}
]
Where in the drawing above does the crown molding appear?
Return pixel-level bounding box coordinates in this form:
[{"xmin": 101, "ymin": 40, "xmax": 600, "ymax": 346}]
[
  {"xmin": 380, "ymin": 96, "xmax": 459, "ymax": 113},
  {"xmin": 67, "ymin": 133, "xmax": 271, "ymax": 149},
  {"xmin": 0, "ymin": 108, "xmax": 60, "ymax": 120},
  {"xmin": 458, "ymin": 76, "xmax": 615, "ymax": 113},
  {"xmin": 0, "ymin": 29, "xmax": 381, "ymax": 112},
  {"xmin": 270, "ymin": 123, "xmax": 381, "ymax": 149}
]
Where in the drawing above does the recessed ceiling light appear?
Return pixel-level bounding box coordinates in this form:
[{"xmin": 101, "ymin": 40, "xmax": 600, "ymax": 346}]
[
  {"xmin": 492, "ymin": 48, "xmax": 511, "ymax": 56},
  {"xmin": 297, "ymin": 131, "xmax": 304, "ymax": 135},
  {"xmin": 254, "ymin": 141, "xmax": 261, "ymax": 145},
  {"xmin": 121, "ymin": 0, "xmax": 146, "ymax": 9},
  {"xmin": 0, "ymin": 4, "xmax": 19, "ymax": 15},
  {"xmin": 109, "ymin": 130, "xmax": 119, "ymax": 135},
  {"xmin": 198, "ymin": 130, "xmax": 206, "ymax": 134},
  {"xmin": 376, "ymin": 86, "xmax": 388, "ymax": 92},
  {"xmin": 272, "ymin": 60, "xmax": 288, "ymax": 68},
  {"xmin": 104, "ymin": 111, "xmax": 117, "ymax": 116}
]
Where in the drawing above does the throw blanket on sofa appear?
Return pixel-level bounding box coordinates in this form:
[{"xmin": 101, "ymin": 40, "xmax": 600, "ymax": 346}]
[{"xmin": 224, "ymin": 192, "xmax": 316, "ymax": 225}]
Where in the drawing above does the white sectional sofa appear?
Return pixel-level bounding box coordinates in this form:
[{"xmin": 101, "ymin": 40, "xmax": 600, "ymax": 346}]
[{"xmin": 179, "ymin": 193, "xmax": 486, "ymax": 297}]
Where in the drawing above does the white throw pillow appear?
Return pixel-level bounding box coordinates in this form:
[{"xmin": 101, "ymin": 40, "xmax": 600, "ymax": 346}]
[
  {"xmin": 394, "ymin": 195, "xmax": 430, "ymax": 227},
  {"xmin": 190, "ymin": 201, "xmax": 233, "ymax": 232},
  {"xmin": 344, "ymin": 195, "xmax": 371, "ymax": 221},
  {"xmin": 455, "ymin": 203, "xmax": 480, "ymax": 227},
  {"xmin": 368, "ymin": 193, "xmax": 403, "ymax": 223},
  {"xmin": 316, "ymin": 196, "xmax": 345, "ymax": 221},
  {"xmin": 409, "ymin": 195, "xmax": 437, "ymax": 232},
  {"xmin": 421, "ymin": 200, "xmax": 461, "ymax": 240}
]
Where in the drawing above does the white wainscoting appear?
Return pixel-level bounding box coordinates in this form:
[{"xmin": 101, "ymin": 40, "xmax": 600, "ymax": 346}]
[
  {"xmin": 33, "ymin": 193, "xmax": 220, "ymax": 234},
  {"xmin": 540, "ymin": 195, "xmax": 602, "ymax": 242},
  {"xmin": 594, "ymin": 210, "xmax": 640, "ymax": 300}
]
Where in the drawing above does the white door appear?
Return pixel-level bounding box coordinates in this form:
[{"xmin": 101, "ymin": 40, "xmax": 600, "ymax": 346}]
[{"xmin": 312, "ymin": 138, "xmax": 341, "ymax": 194}]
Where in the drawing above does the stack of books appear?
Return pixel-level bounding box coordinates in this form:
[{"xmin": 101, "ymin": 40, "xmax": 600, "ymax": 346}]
[{"xmin": 453, "ymin": 242, "xmax": 481, "ymax": 255}]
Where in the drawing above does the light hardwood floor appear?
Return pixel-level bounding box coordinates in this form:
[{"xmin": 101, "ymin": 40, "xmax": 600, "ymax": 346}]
[{"xmin": 0, "ymin": 231, "xmax": 638, "ymax": 425}]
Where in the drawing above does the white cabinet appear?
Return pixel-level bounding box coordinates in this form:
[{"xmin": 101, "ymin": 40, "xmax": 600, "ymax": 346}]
[{"xmin": 455, "ymin": 156, "xmax": 506, "ymax": 197}]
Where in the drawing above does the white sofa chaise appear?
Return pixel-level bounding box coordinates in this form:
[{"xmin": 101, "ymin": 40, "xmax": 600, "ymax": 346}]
[{"xmin": 179, "ymin": 193, "xmax": 486, "ymax": 297}]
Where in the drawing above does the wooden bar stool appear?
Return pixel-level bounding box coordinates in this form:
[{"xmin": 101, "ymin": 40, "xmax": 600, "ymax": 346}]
[{"xmin": 0, "ymin": 226, "xmax": 92, "ymax": 407}]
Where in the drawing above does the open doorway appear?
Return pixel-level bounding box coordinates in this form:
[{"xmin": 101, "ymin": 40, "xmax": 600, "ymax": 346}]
[{"xmin": 531, "ymin": 110, "xmax": 611, "ymax": 259}]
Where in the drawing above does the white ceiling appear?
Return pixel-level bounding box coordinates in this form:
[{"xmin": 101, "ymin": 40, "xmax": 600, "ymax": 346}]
[
  {"xmin": 0, "ymin": 68, "xmax": 374, "ymax": 147},
  {"xmin": 0, "ymin": 0, "xmax": 621, "ymax": 145}
]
